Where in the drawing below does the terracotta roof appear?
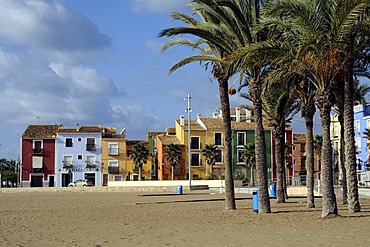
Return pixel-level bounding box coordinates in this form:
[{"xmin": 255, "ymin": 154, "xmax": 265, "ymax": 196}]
[
  {"xmin": 293, "ymin": 134, "xmax": 306, "ymax": 143},
  {"xmin": 176, "ymin": 119, "xmax": 205, "ymax": 131},
  {"xmin": 147, "ymin": 131, "xmax": 166, "ymax": 137},
  {"xmin": 22, "ymin": 125, "xmax": 62, "ymax": 139},
  {"xmin": 58, "ymin": 125, "xmax": 103, "ymax": 133},
  {"xmin": 158, "ymin": 134, "xmax": 182, "ymax": 145}
]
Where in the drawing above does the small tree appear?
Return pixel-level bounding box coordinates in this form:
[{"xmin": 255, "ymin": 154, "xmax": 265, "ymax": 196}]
[
  {"xmin": 163, "ymin": 143, "xmax": 182, "ymax": 180},
  {"xmin": 129, "ymin": 143, "xmax": 149, "ymax": 181},
  {"xmin": 240, "ymin": 143, "xmax": 256, "ymax": 186},
  {"xmin": 202, "ymin": 144, "xmax": 218, "ymax": 178}
]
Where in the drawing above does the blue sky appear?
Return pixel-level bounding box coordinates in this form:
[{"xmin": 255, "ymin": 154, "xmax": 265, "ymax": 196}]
[{"xmin": 0, "ymin": 0, "xmax": 322, "ymax": 160}]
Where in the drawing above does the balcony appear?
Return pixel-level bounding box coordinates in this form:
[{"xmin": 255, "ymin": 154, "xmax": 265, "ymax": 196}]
[
  {"xmin": 108, "ymin": 166, "xmax": 119, "ymax": 174},
  {"xmin": 86, "ymin": 162, "xmax": 96, "ymax": 168},
  {"xmin": 108, "ymin": 148, "xmax": 119, "ymax": 156},
  {"xmin": 86, "ymin": 144, "xmax": 96, "ymax": 151},
  {"xmin": 62, "ymin": 161, "xmax": 73, "ymax": 169}
]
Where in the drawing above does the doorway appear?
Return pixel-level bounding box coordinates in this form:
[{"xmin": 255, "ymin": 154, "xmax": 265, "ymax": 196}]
[
  {"xmin": 49, "ymin": 175, "xmax": 55, "ymax": 187},
  {"xmin": 103, "ymin": 173, "xmax": 108, "ymax": 186},
  {"xmin": 85, "ymin": 173, "xmax": 96, "ymax": 186},
  {"xmin": 30, "ymin": 174, "xmax": 43, "ymax": 187},
  {"xmin": 62, "ymin": 173, "xmax": 73, "ymax": 187}
]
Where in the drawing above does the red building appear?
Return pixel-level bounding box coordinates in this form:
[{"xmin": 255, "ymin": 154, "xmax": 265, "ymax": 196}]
[{"xmin": 21, "ymin": 125, "xmax": 61, "ymax": 187}]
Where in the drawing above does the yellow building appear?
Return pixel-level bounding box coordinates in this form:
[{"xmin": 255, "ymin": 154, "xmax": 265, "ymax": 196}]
[{"xmin": 101, "ymin": 127, "xmax": 152, "ymax": 183}]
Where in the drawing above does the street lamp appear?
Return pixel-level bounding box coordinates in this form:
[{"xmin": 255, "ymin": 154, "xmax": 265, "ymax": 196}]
[{"xmin": 185, "ymin": 94, "xmax": 192, "ymax": 188}]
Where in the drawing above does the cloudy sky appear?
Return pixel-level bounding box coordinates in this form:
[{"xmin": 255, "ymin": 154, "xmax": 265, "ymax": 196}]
[{"xmin": 0, "ymin": 0, "xmax": 322, "ymax": 160}]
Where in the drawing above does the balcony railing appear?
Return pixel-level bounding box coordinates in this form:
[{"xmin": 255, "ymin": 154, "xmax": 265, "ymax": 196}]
[
  {"xmin": 62, "ymin": 161, "xmax": 73, "ymax": 168},
  {"xmin": 108, "ymin": 148, "xmax": 119, "ymax": 156},
  {"xmin": 86, "ymin": 144, "xmax": 96, "ymax": 151},
  {"xmin": 86, "ymin": 162, "xmax": 96, "ymax": 168},
  {"xmin": 108, "ymin": 166, "xmax": 119, "ymax": 174}
]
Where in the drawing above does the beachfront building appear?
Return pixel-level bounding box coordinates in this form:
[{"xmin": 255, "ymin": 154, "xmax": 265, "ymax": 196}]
[
  {"xmin": 156, "ymin": 131, "xmax": 185, "ymax": 180},
  {"xmin": 231, "ymin": 122, "xmax": 274, "ymax": 185},
  {"xmin": 353, "ymin": 104, "xmax": 370, "ymax": 184},
  {"xmin": 20, "ymin": 125, "xmax": 61, "ymax": 187},
  {"xmin": 55, "ymin": 125, "xmax": 103, "ymax": 187},
  {"xmin": 100, "ymin": 127, "xmax": 126, "ymax": 186}
]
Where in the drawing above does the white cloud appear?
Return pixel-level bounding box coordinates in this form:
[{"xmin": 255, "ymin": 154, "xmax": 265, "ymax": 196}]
[
  {"xmin": 130, "ymin": 0, "xmax": 189, "ymax": 13},
  {"xmin": 0, "ymin": 0, "xmax": 111, "ymax": 52}
]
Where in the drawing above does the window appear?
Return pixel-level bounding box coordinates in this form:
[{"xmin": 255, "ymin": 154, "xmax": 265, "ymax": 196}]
[
  {"xmin": 63, "ymin": 155, "xmax": 73, "ymax": 168},
  {"xmin": 355, "ymin": 120, "xmax": 360, "ymax": 133},
  {"xmin": 333, "ymin": 125, "xmax": 338, "ymax": 137},
  {"xmin": 78, "ymin": 155, "xmax": 82, "ymax": 160},
  {"xmin": 65, "ymin": 138, "xmax": 73, "ymax": 147},
  {"xmin": 215, "ymin": 150, "xmax": 222, "ymax": 163},
  {"xmin": 33, "ymin": 140, "xmax": 43, "ymax": 153},
  {"xmin": 32, "ymin": 156, "xmax": 43, "ymax": 168},
  {"xmin": 86, "ymin": 138, "xmax": 96, "ymax": 151},
  {"xmin": 191, "ymin": 153, "xmax": 201, "ymax": 166},
  {"xmin": 108, "ymin": 160, "xmax": 119, "ymax": 174},
  {"xmin": 191, "ymin": 137, "xmax": 200, "ymax": 149},
  {"xmin": 367, "ymin": 119, "xmax": 370, "ymax": 129},
  {"xmin": 114, "ymin": 175, "xmax": 122, "ymax": 181},
  {"xmin": 108, "ymin": 143, "xmax": 119, "ymax": 155},
  {"xmin": 214, "ymin": 133, "xmax": 222, "ymax": 146},
  {"xmin": 356, "ymin": 138, "xmax": 361, "ymax": 152},
  {"xmin": 86, "ymin": 156, "xmax": 96, "ymax": 168},
  {"xmin": 237, "ymin": 133, "xmax": 245, "ymax": 146},
  {"xmin": 237, "ymin": 149, "xmax": 244, "ymax": 163},
  {"xmin": 78, "ymin": 138, "xmax": 81, "ymax": 142}
]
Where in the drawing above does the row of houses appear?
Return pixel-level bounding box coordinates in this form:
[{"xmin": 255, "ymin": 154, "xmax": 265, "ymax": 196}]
[{"xmin": 20, "ymin": 107, "xmax": 296, "ymax": 187}]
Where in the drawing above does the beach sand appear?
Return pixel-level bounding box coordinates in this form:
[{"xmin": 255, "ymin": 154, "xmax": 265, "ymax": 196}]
[{"xmin": 0, "ymin": 190, "xmax": 369, "ymax": 247}]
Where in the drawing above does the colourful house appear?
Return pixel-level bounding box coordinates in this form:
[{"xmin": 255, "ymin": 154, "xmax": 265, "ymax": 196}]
[
  {"xmin": 55, "ymin": 125, "xmax": 103, "ymax": 187},
  {"xmin": 100, "ymin": 127, "xmax": 126, "ymax": 185},
  {"xmin": 125, "ymin": 140, "xmax": 152, "ymax": 180},
  {"xmin": 20, "ymin": 125, "xmax": 61, "ymax": 187}
]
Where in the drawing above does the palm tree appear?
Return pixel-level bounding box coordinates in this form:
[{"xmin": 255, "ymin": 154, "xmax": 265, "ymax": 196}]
[
  {"xmin": 129, "ymin": 143, "xmax": 150, "ymax": 181},
  {"xmin": 163, "ymin": 143, "xmax": 182, "ymax": 180},
  {"xmin": 250, "ymin": 0, "xmax": 369, "ymax": 218},
  {"xmin": 240, "ymin": 143, "xmax": 256, "ymax": 186},
  {"xmin": 160, "ymin": 0, "xmax": 268, "ymax": 210},
  {"xmin": 262, "ymin": 78, "xmax": 300, "ymax": 203},
  {"xmin": 202, "ymin": 144, "xmax": 218, "ymax": 178}
]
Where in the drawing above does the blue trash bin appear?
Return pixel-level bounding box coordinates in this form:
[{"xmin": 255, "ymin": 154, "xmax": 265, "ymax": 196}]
[
  {"xmin": 270, "ymin": 184, "xmax": 276, "ymax": 197},
  {"xmin": 252, "ymin": 189, "xmax": 258, "ymax": 213},
  {"xmin": 177, "ymin": 185, "xmax": 183, "ymax": 195}
]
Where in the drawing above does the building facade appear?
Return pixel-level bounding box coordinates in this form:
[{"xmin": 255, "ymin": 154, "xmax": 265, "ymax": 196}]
[
  {"xmin": 21, "ymin": 125, "xmax": 61, "ymax": 187},
  {"xmin": 55, "ymin": 125, "xmax": 103, "ymax": 187}
]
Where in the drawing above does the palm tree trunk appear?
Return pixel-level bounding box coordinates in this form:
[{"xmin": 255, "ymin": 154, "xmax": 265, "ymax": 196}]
[
  {"xmin": 250, "ymin": 81, "xmax": 271, "ymax": 213},
  {"xmin": 338, "ymin": 113, "xmax": 348, "ymax": 204},
  {"xmin": 305, "ymin": 116, "xmax": 315, "ymax": 208},
  {"xmin": 171, "ymin": 166, "xmax": 174, "ymax": 180},
  {"xmin": 344, "ymin": 64, "xmax": 361, "ymax": 213},
  {"xmin": 250, "ymin": 166, "xmax": 254, "ymax": 186},
  {"xmin": 217, "ymin": 75, "xmax": 236, "ymax": 210},
  {"xmin": 317, "ymin": 91, "xmax": 338, "ymax": 218},
  {"xmin": 139, "ymin": 166, "xmax": 142, "ymax": 181},
  {"xmin": 274, "ymin": 125, "xmax": 285, "ymax": 203}
]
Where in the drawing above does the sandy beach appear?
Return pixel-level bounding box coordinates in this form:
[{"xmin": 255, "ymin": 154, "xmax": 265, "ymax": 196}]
[{"xmin": 0, "ymin": 189, "xmax": 370, "ymax": 247}]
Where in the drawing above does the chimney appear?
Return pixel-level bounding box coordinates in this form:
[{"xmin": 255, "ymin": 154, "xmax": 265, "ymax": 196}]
[
  {"xmin": 76, "ymin": 123, "xmax": 81, "ymax": 131},
  {"xmin": 236, "ymin": 107, "xmax": 240, "ymax": 122},
  {"xmin": 197, "ymin": 113, "xmax": 201, "ymax": 121},
  {"xmin": 180, "ymin": 115, "xmax": 185, "ymax": 126},
  {"xmin": 98, "ymin": 123, "xmax": 102, "ymax": 128}
]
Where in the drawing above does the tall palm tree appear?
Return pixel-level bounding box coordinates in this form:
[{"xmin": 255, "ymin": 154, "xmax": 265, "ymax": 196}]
[
  {"xmin": 159, "ymin": 0, "xmax": 270, "ymax": 211},
  {"xmin": 240, "ymin": 143, "xmax": 256, "ymax": 186},
  {"xmin": 262, "ymin": 78, "xmax": 300, "ymax": 203},
  {"xmin": 202, "ymin": 143, "xmax": 218, "ymax": 178},
  {"xmin": 163, "ymin": 143, "xmax": 182, "ymax": 180},
  {"xmin": 129, "ymin": 143, "xmax": 150, "ymax": 181}
]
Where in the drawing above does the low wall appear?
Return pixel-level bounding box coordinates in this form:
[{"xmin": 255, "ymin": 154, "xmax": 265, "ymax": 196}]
[{"xmin": 108, "ymin": 180, "xmax": 225, "ymax": 188}]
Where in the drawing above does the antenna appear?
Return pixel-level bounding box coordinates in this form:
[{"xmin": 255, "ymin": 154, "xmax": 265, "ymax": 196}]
[
  {"xmin": 119, "ymin": 127, "xmax": 126, "ymax": 135},
  {"xmin": 36, "ymin": 116, "xmax": 40, "ymax": 124}
]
